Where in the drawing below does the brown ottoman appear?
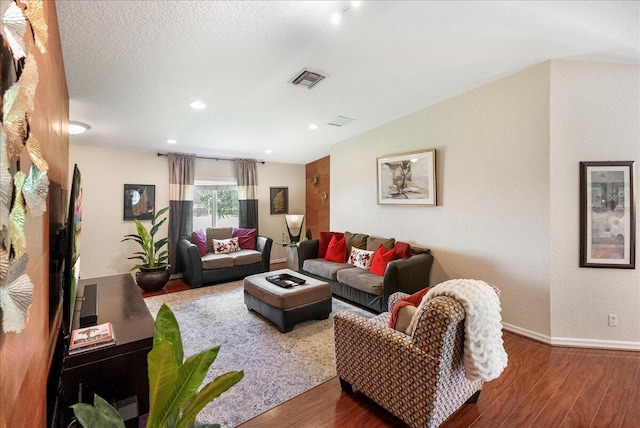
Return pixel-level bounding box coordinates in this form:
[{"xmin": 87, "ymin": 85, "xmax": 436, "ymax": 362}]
[{"xmin": 243, "ymin": 269, "xmax": 332, "ymax": 333}]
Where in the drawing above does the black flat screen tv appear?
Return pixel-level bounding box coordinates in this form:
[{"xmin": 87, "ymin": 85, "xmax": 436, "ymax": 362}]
[{"xmin": 63, "ymin": 164, "xmax": 82, "ymax": 337}]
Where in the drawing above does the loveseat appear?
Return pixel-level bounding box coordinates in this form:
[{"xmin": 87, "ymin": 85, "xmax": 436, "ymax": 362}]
[
  {"xmin": 178, "ymin": 227, "xmax": 273, "ymax": 288},
  {"xmin": 297, "ymin": 231, "xmax": 433, "ymax": 313}
]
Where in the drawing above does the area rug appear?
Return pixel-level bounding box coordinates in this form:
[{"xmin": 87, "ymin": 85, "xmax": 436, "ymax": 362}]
[{"xmin": 144, "ymin": 281, "xmax": 374, "ymax": 427}]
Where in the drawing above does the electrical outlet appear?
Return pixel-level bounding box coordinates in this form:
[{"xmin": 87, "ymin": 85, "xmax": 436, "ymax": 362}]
[{"xmin": 608, "ymin": 314, "xmax": 617, "ymax": 326}]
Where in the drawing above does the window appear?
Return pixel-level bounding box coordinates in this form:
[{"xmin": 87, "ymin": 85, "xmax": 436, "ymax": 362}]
[{"xmin": 193, "ymin": 180, "xmax": 239, "ymax": 230}]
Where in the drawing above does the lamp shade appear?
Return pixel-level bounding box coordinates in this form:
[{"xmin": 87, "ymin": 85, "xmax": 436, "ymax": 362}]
[{"xmin": 284, "ymin": 214, "xmax": 304, "ymax": 243}]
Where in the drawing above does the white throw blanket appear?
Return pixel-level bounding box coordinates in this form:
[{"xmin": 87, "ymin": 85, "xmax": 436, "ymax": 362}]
[{"xmin": 410, "ymin": 279, "xmax": 508, "ymax": 382}]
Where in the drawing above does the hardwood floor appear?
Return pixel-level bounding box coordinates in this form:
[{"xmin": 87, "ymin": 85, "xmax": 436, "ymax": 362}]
[{"xmin": 239, "ymin": 332, "xmax": 640, "ymax": 428}]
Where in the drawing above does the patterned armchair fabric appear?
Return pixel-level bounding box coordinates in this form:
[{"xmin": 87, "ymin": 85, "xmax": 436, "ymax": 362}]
[{"xmin": 334, "ymin": 291, "xmax": 483, "ymax": 428}]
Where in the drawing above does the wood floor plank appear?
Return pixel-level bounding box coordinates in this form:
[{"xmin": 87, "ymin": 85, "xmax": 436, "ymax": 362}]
[
  {"xmin": 620, "ymin": 359, "xmax": 640, "ymax": 428},
  {"xmin": 499, "ymin": 347, "xmax": 580, "ymax": 427},
  {"xmin": 591, "ymin": 353, "xmax": 640, "ymax": 428},
  {"xmin": 469, "ymin": 341, "xmax": 554, "ymax": 424},
  {"xmin": 530, "ymin": 352, "xmax": 602, "ymax": 427}
]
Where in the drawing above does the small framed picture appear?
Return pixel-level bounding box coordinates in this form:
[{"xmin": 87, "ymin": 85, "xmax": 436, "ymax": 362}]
[
  {"xmin": 270, "ymin": 187, "xmax": 289, "ymax": 215},
  {"xmin": 580, "ymin": 161, "xmax": 635, "ymax": 269},
  {"xmin": 377, "ymin": 149, "xmax": 436, "ymax": 206},
  {"xmin": 124, "ymin": 184, "xmax": 155, "ymax": 221}
]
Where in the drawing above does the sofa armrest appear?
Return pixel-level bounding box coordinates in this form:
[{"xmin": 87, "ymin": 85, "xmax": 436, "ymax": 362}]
[
  {"xmin": 178, "ymin": 238, "xmax": 204, "ymax": 287},
  {"xmin": 382, "ymin": 251, "xmax": 434, "ymax": 304},
  {"xmin": 296, "ymin": 239, "xmax": 319, "ymax": 271},
  {"xmin": 256, "ymin": 236, "xmax": 273, "ymax": 271}
]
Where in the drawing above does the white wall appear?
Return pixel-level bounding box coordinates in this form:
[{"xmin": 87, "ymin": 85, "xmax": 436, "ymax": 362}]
[
  {"xmin": 549, "ymin": 61, "xmax": 640, "ymax": 346},
  {"xmin": 69, "ymin": 146, "xmax": 304, "ymax": 278},
  {"xmin": 69, "ymin": 147, "xmax": 169, "ymax": 279},
  {"xmin": 331, "ymin": 63, "xmax": 552, "ymax": 336}
]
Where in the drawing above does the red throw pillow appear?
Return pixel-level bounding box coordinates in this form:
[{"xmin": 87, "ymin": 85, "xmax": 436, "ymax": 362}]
[
  {"xmin": 232, "ymin": 228, "xmax": 257, "ymax": 250},
  {"xmin": 370, "ymin": 244, "xmax": 396, "ymax": 276},
  {"xmin": 318, "ymin": 231, "xmax": 344, "ymax": 259},
  {"xmin": 394, "ymin": 241, "xmax": 412, "ymax": 259},
  {"xmin": 191, "ymin": 230, "xmax": 208, "ymax": 256},
  {"xmin": 325, "ymin": 235, "xmax": 347, "ymax": 263},
  {"xmin": 388, "ymin": 287, "xmax": 431, "ymax": 329}
]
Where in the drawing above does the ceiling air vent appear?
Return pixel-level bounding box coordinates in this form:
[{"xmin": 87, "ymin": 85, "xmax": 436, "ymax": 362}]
[
  {"xmin": 328, "ymin": 116, "xmax": 355, "ymax": 127},
  {"xmin": 290, "ymin": 69, "xmax": 327, "ymax": 89}
]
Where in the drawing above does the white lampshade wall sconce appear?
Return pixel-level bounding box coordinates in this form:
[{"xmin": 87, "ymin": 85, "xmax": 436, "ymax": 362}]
[{"xmin": 284, "ymin": 214, "xmax": 305, "ymax": 244}]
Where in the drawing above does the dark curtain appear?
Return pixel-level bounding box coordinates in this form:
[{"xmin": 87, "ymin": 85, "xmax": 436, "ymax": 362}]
[
  {"xmin": 236, "ymin": 159, "xmax": 258, "ymax": 230},
  {"xmin": 168, "ymin": 153, "xmax": 196, "ymax": 274}
]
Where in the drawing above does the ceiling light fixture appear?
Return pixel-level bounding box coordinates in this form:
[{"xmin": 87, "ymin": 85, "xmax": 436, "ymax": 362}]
[
  {"xmin": 265, "ymin": 149, "xmax": 273, "ymax": 154},
  {"xmin": 68, "ymin": 121, "xmax": 90, "ymax": 135},
  {"xmin": 331, "ymin": 1, "xmax": 362, "ymax": 25},
  {"xmin": 189, "ymin": 100, "xmax": 206, "ymax": 110},
  {"xmin": 166, "ymin": 139, "xmax": 178, "ymax": 144},
  {"xmin": 308, "ymin": 124, "xmax": 319, "ymax": 130}
]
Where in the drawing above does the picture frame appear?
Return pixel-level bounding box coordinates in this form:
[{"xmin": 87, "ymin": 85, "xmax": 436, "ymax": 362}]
[
  {"xmin": 123, "ymin": 184, "xmax": 156, "ymax": 221},
  {"xmin": 270, "ymin": 187, "xmax": 289, "ymax": 215},
  {"xmin": 580, "ymin": 161, "xmax": 635, "ymax": 269},
  {"xmin": 377, "ymin": 149, "xmax": 437, "ymax": 206}
]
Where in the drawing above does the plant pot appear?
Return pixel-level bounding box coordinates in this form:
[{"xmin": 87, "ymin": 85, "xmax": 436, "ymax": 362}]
[{"xmin": 136, "ymin": 265, "xmax": 170, "ymax": 292}]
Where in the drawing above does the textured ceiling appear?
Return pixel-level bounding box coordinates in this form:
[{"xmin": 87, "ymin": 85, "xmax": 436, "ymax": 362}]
[{"xmin": 56, "ymin": 1, "xmax": 640, "ymax": 164}]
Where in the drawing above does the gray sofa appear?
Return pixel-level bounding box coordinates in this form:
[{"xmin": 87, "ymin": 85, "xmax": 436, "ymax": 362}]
[
  {"xmin": 178, "ymin": 227, "xmax": 273, "ymax": 288},
  {"xmin": 297, "ymin": 232, "xmax": 433, "ymax": 313}
]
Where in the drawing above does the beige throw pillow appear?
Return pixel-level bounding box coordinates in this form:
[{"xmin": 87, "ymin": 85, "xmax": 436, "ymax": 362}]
[{"xmin": 394, "ymin": 305, "xmax": 418, "ymax": 335}]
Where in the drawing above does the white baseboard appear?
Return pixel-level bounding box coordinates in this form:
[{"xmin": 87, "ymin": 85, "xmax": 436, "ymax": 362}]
[
  {"xmin": 502, "ymin": 322, "xmax": 552, "ymax": 344},
  {"xmin": 502, "ymin": 322, "xmax": 640, "ymax": 351}
]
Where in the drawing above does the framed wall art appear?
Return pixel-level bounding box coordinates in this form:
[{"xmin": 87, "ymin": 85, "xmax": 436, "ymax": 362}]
[
  {"xmin": 580, "ymin": 161, "xmax": 635, "ymax": 269},
  {"xmin": 377, "ymin": 149, "xmax": 436, "ymax": 206},
  {"xmin": 124, "ymin": 184, "xmax": 156, "ymax": 221},
  {"xmin": 270, "ymin": 187, "xmax": 289, "ymax": 215}
]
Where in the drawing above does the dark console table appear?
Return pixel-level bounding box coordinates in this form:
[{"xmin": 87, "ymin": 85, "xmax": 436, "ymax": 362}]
[{"xmin": 61, "ymin": 274, "xmax": 154, "ymax": 425}]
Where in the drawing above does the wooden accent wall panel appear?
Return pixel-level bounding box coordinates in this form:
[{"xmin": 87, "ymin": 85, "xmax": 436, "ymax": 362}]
[
  {"xmin": 305, "ymin": 156, "xmax": 330, "ymax": 239},
  {"xmin": 0, "ymin": 2, "xmax": 69, "ymax": 427}
]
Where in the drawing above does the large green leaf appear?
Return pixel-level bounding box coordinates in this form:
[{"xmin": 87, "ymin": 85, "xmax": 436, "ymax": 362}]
[
  {"xmin": 153, "ymin": 347, "xmax": 221, "ymax": 426},
  {"xmin": 72, "ymin": 394, "xmax": 125, "ymax": 428},
  {"xmin": 147, "ymin": 339, "xmax": 179, "ymax": 428},
  {"xmin": 150, "ymin": 217, "xmax": 167, "ymax": 237},
  {"xmin": 153, "ymin": 304, "xmax": 184, "ymax": 365},
  {"xmin": 177, "ymin": 371, "xmax": 244, "ymax": 428}
]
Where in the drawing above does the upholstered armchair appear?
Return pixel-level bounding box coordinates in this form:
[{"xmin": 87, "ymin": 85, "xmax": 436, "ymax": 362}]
[{"xmin": 334, "ymin": 291, "xmax": 486, "ymax": 428}]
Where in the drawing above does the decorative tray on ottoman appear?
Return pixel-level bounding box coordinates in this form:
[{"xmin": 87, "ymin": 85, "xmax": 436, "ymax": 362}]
[{"xmin": 265, "ymin": 273, "xmax": 306, "ymax": 288}]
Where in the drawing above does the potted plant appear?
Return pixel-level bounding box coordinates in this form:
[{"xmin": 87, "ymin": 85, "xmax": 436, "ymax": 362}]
[{"xmin": 122, "ymin": 206, "xmax": 170, "ymax": 291}]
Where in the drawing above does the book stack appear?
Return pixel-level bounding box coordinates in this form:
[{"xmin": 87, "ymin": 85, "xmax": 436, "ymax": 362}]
[{"xmin": 69, "ymin": 322, "xmax": 116, "ymax": 355}]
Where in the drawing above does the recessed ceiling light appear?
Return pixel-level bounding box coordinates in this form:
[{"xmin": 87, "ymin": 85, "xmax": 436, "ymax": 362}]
[
  {"xmin": 308, "ymin": 124, "xmax": 319, "ymax": 130},
  {"xmin": 189, "ymin": 101, "xmax": 206, "ymax": 110},
  {"xmin": 265, "ymin": 149, "xmax": 273, "ymax": 154},
  {"xmin": 331, "ymin": 12, "xmax": 342, "ymax": 25},
  {"xmin": 167, "ymin": 139, "xmax": 178, "ymax": 144},
  {"xmin": 68, "ymin": 121, "xmax": 90, "ymax": 135}
]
